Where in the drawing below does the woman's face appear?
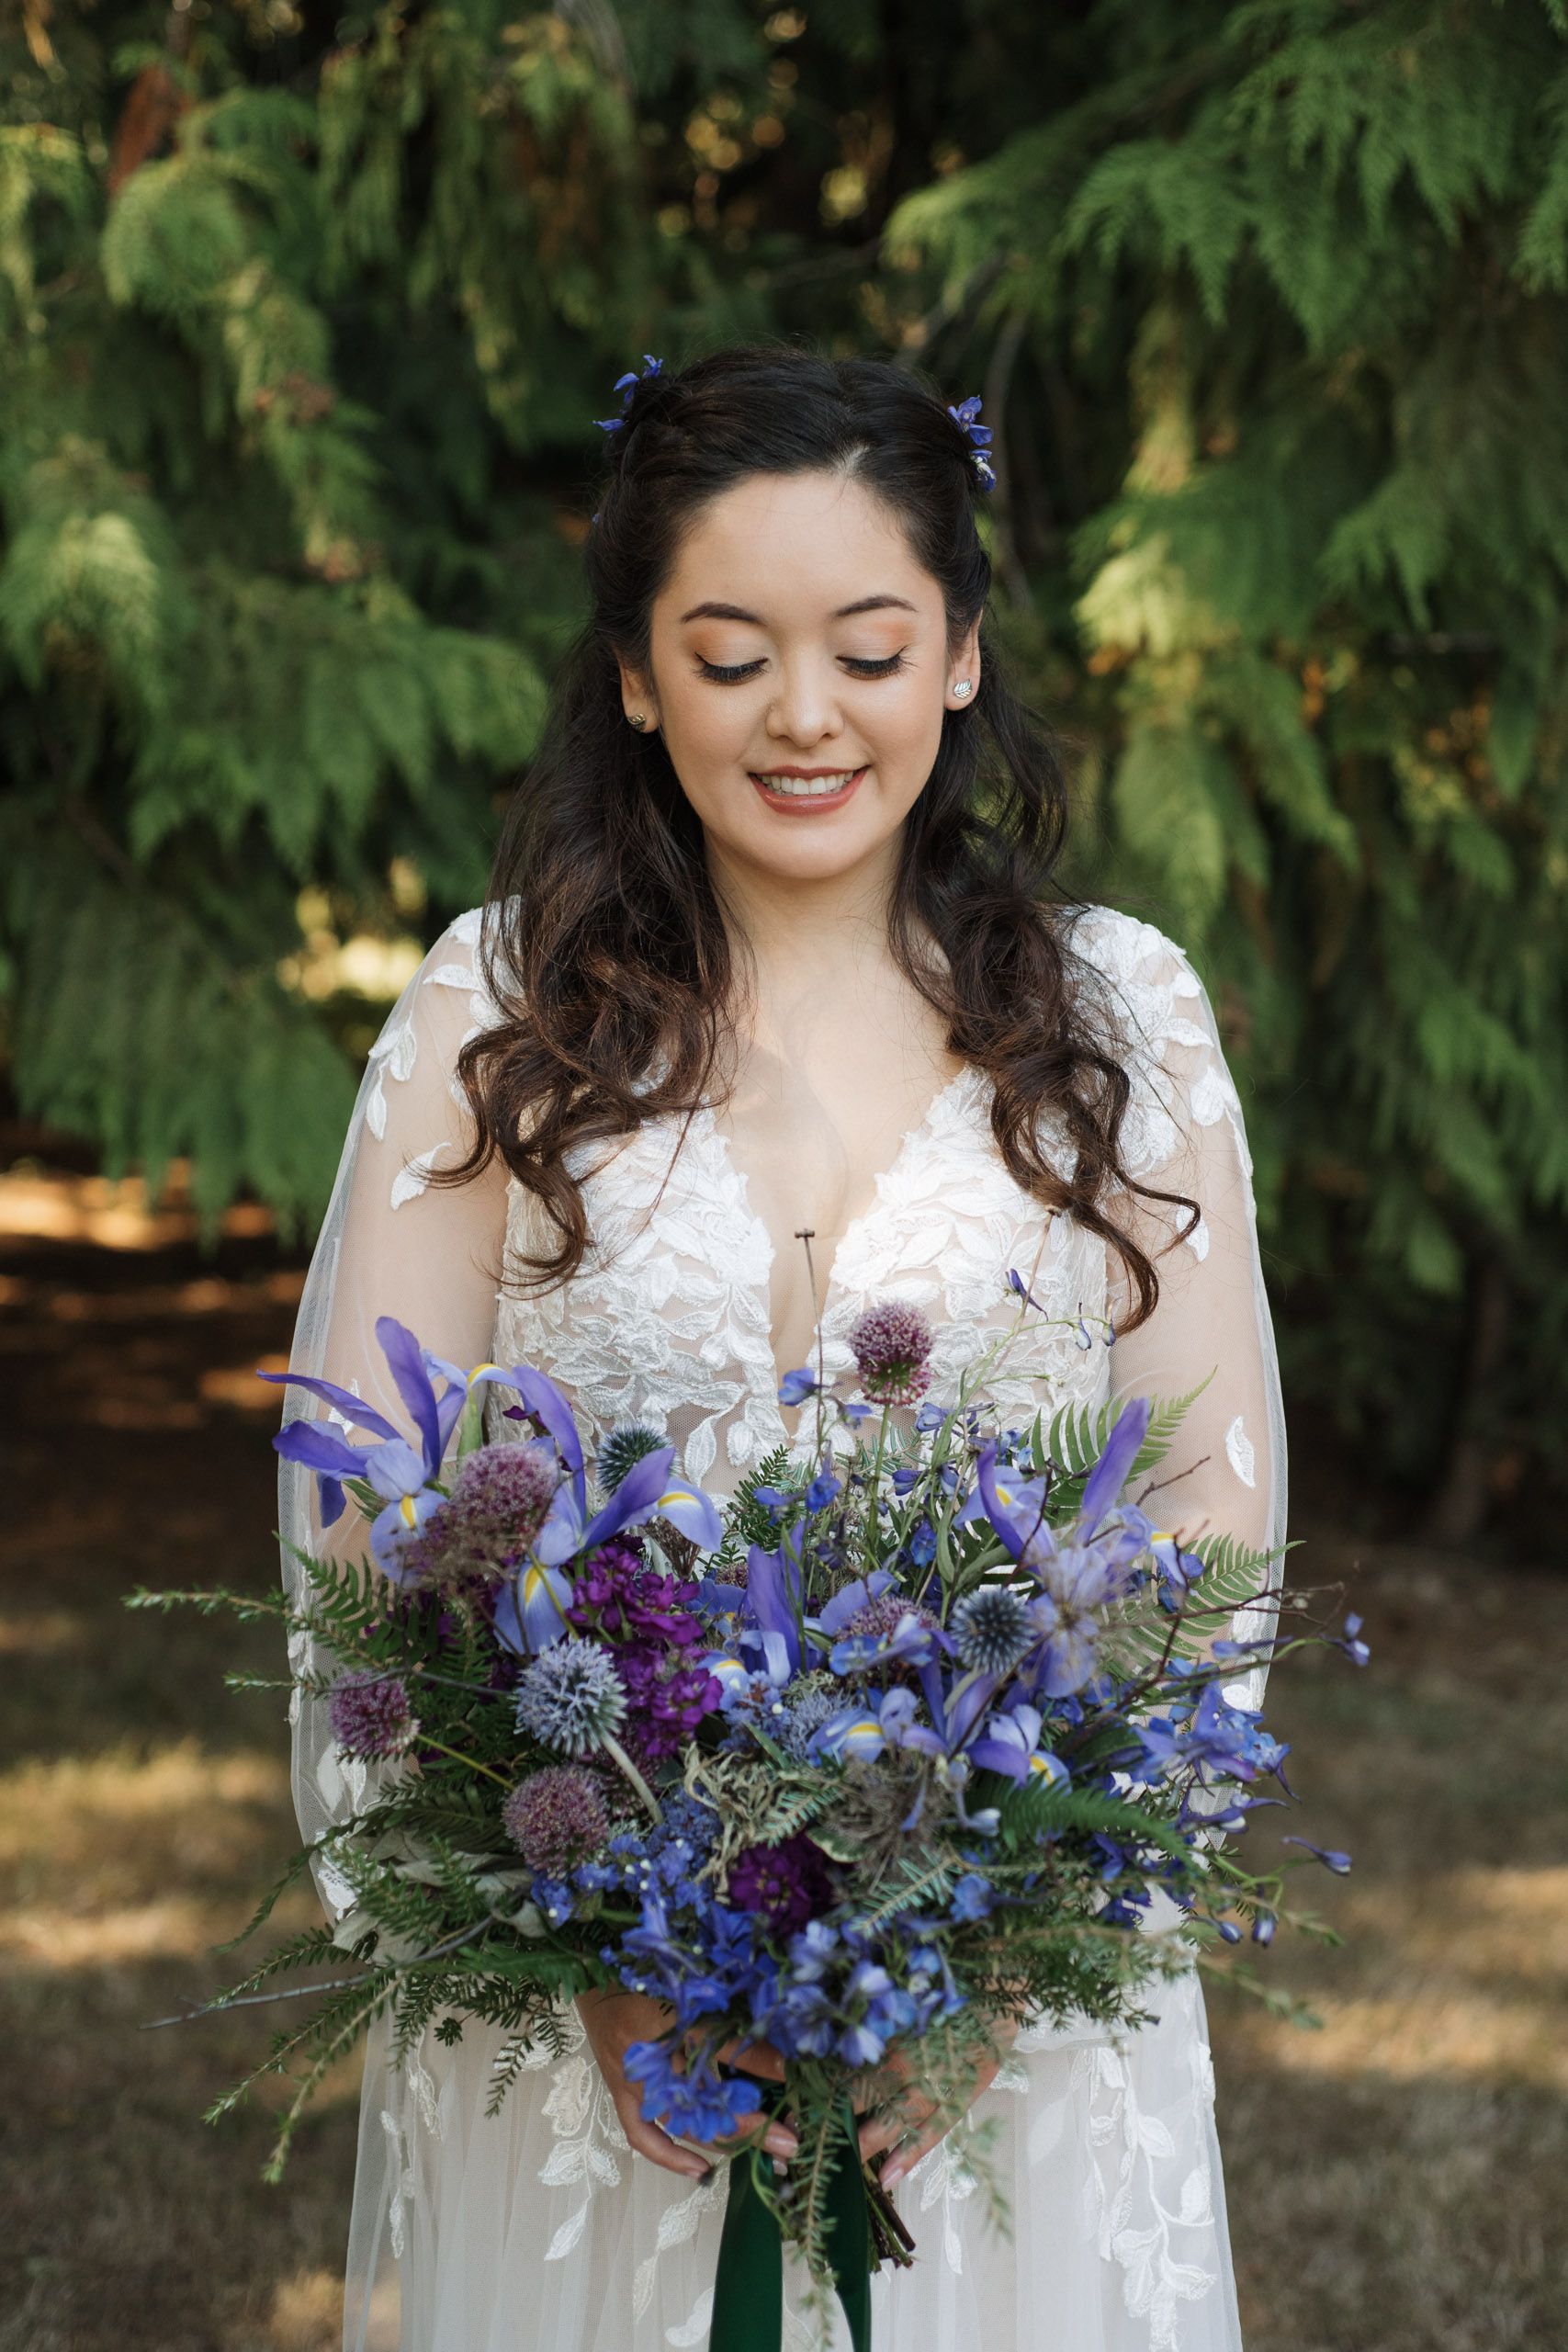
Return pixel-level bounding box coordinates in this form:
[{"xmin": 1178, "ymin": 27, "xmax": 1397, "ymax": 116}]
[{"xmin": 617, "ymin": 469, "xmax": 979, "ymax": 890}]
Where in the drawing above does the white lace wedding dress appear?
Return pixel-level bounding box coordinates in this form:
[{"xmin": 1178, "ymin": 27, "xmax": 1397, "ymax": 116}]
[{"xmin": 276, "ymin": 899, "xmax": 1286, "ymax": 2352}]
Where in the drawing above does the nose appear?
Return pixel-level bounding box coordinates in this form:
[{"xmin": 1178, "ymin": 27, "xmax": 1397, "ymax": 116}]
[{"xmin": 763, "ymin": 656, "xmax": 845, "ymax": 751}]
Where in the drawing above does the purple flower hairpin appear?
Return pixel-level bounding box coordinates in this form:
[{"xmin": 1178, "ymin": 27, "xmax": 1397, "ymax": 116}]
[
  {"xmin": 947, "ymin": 393, "xmax": 996, "ymax": 492},
  {"xmin": 594, "ymin": 352, "xmax": 664, "ymax": 435}
]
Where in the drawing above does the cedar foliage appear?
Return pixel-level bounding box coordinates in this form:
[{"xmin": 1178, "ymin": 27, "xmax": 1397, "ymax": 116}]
[{"xmin": 3, "ymin": 2, "xmax": 1564, "ymax": 1526}]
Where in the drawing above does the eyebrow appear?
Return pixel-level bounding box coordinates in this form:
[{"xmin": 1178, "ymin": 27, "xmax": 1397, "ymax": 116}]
[{"xmin": 677, "ymin": 594, "xmax": 919, "ymax": 625}]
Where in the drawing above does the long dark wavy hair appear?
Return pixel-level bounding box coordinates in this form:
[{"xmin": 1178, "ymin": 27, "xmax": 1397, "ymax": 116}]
[{"xmin": 444, "ymin": 341, "xmax": 1196, "ymax": 1331}]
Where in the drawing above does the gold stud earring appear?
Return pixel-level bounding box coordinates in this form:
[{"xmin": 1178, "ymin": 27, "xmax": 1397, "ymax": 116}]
[{"xmin": 629, "ymin": 712, "xmax": 649, "ymax": 729}]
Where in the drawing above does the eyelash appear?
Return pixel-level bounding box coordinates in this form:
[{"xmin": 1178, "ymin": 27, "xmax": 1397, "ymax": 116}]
[{"xmin": 696, "ymin": 653, "xmax": 908, "ymax": 684}]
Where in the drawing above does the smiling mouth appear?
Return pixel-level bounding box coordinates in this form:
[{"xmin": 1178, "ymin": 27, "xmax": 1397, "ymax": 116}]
[{"xmin": 748, "ymin": 766, "xmax": 867, "ymax": 807}]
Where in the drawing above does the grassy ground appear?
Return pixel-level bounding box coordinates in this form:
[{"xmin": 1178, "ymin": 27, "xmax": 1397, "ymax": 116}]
[{"xmin": 3, "ymin": 1169, "xmax": 1564, "ymax": 2351}]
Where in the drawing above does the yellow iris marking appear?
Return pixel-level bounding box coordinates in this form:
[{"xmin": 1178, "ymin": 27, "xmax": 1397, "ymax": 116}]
[{"xmin": 399, "ymin": 1495, "xmax": 419, "ymax": 1528}]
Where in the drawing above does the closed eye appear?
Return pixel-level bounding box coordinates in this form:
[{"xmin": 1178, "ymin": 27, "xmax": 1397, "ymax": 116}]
[{"xmin": 696, "ymin": 653, "xmax": 908, "ymax": 684}]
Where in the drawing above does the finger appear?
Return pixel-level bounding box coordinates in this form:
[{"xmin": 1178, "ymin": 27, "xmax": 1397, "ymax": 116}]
[
  {"xmin": 617, "ymin": 2102, "xmax": 711, "ymax": 2180},
  {"xmin": 857, "ymin": 2095, "xmax": 934, "ymax": 2163},
  {"xmin": 879, "ymin": 2117, "xmax": 949, "ymax": 2188},
  {"xmin": 715, "ymin": 2036, "xmax": 787, "ymax": 2084},
  {"xmin": 713, "ymin": 2112, "xmax": 799, "ymax": 2163}
]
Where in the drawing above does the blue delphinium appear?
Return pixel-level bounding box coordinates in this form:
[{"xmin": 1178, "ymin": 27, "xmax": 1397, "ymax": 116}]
[{"xmin": 622, "ymin": 2036, "xmax": 762, "ymax": 2143}]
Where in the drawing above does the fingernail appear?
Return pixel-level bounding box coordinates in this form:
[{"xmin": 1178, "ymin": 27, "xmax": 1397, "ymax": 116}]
[
  {"xmin": 881, "ymin": 2160, "xmax": 905, "ymax": 2187},
  {"xmin": 767, "ymin": 2132, "xmax": 797, "ymax": 2158}
]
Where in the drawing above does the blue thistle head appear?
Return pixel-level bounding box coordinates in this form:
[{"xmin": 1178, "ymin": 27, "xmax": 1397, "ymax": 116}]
[
  {"xmin": 597, "ymin": 1422, "xmax": 666, "ymax": 1495},
  {"xmin": 950, "ymin": 1583, "xmax": 1035, "ymax": 1678},
  {"xmin": 514, "ymin": 1638, "xmax": 627, "ymax": 1758}
]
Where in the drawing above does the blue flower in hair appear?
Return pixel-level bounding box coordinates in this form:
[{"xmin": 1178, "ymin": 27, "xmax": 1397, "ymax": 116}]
[
  {"xmin": 947, "ymin": 393, "xmax": 996, "ymax": 492},
  {"xmin": 594, "ymin": 353, "xmax": 664, "ymax": 435}
]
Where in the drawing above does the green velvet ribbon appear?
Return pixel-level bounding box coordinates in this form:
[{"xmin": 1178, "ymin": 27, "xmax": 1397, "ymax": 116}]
[{"xmin": 707, "ymin": 2098, "xmax": 872, "ymax": 2352}]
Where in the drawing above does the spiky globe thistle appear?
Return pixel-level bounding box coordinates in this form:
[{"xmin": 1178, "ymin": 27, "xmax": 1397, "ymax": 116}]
[
  {"xmin": 596, "ymin": 1422, "xmax": 666, "ymax": 1494},
  {"xmin": 502, "ymin": 1766, "xmax": 610, "ymax": 1870},
  {"xmin": 328, "ymin": 1668, "xmax": 417, "ymax": 1759},
  {"xmin": 402, "ymin": 1440, "xmax": 558, "ymax": 1586},
  {"xmin": 951, "ymin": 1584, "xmax": 1036, "ymax": 1677},
  {"xmin": 846, "ymin": 1300, "xmax": 933, "ymax": 1406},
  {"xmin": 513, "ymin": 1638, "xmax": 627, "ymax": 1758}
]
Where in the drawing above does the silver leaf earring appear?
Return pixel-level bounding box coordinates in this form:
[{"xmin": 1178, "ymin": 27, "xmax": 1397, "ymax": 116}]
[{"xmin": 952, "ymin": 681, "xmax": 973, "ymax": 700}]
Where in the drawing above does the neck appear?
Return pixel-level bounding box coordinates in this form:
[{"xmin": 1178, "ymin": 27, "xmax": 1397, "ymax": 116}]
[
  {"xmin": 705, "ymin": 832, "xmax": 903, "ymax": 989},
  {"xmin": 703, "ymin": 831, "xmax": 916, "ymax": 1063}
]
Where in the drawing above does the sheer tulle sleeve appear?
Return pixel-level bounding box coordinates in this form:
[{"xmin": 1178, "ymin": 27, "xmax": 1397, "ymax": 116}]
[
  {"xmin": 276, "ymin": 908, "xmax": 511, "ymax": 1918},
  {"xmin": 1076, "ymin": 910, "xmax": 1287, "ymax": 1715}
]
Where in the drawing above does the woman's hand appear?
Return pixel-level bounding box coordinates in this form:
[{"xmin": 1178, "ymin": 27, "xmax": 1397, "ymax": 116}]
[
  {"xmin": 576, "ymin": 1990, "xmax": 798, "ymax": 2180},
  {"xmin": 854, "ymin": 2013, "xmax": 1021, "ymax": 2188}
]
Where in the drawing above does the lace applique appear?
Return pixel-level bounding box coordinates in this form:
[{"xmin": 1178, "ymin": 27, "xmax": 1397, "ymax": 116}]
[
  {"xmin": 1224, "ymin": 1414, "xmax": 1257, "ymax": 1487},
  {"xmin": 1079, "ymin": 1979, "xmax": 1222, "ymax": 2351},
  {"xmin": 1066, "ymin": 905, "xmax": 1250, "ymax": 1192},
  {"xmin": 372, "ymin": 909, "xmax": 499, "ymax": 1209}
]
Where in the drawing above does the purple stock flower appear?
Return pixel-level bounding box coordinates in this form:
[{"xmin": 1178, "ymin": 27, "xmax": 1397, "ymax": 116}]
[
  {"xmin": 847, "ymin": 1301, "xmax": 933, "ymax": 1406},
  {"xmin": 327, "ymin": 1668, "xmax": 418, "ymax": 1759},
  {"xmin": 728, "ymin": 1834, "xmax": 834, "ymax": 1935},
  {"xmin": 569, "ymin": 1540, "xmax": 723, "ymax": 1759}
]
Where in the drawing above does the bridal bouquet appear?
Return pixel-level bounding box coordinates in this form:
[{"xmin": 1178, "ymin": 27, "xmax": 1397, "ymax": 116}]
[{"xmin": 130, "ymin": 1294, "xmax": 1363, "ymax": 2352}]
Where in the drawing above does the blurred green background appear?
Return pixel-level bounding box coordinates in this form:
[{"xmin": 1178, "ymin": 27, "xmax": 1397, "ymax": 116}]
[
  {"xmin": 5, "ymin": 0, "xmax": 1568, "ymax": 1534},
  {"xmin": 3, "ymin": 6, "xmax": 1566, "ymax": 2347}
]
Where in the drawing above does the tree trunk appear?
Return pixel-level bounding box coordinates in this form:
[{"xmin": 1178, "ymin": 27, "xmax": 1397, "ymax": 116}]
[{"xmin": 1421, "ymin": 1253, "xmax": 1510, "ymax": 1548}]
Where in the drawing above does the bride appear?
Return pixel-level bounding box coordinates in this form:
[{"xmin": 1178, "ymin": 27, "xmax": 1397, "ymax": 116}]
[{"xmin": 278, "ymin": 344, "xmax": 1285, "ymax": 2351}]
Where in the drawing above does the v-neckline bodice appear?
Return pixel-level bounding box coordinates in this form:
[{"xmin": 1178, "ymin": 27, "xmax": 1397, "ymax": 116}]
[{"xmin": 694, "ymin": 1059, "xmax": 986, "ymax": 1405}]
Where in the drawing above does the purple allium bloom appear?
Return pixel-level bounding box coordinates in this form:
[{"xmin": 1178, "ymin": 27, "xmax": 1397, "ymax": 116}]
[
  {"xmin": 328, "ymin": 1668, "xmax": 417, "ymax": 1759},
  {"xmin": 846, "ymin": 1301, "xmax": 933, "ymax": 1406},
  {"xmin": 836, "ymin": 1591, "xmax": 941, "ymax": 1685},
  {"xmin": 402, "ymin": 1440, "xmax": 558, "ymax": 1585},
  {"xmin": 514, "ymin": 1637, "xmax": 627, "ymax": 1757},
  {"xmin": 728, "ymin": 1834, "xmax": 833, "ymax": 1935},
  {"xmin": 502, "ymin": 1766, "xmax": 610, "ymax": 1871}
]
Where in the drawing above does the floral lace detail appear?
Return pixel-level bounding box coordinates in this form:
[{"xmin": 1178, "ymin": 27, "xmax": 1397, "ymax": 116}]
[
  {"xmin": 1079, "ymin": 1975, "xmax": 1222, "ymax": 2351},
  {"xmin": 1066, "ymin": 904, "xmax": 1251, "ymax": 1201},
  {"xmin": 367, "ymin": 907, "xmax": 500, "ymax": 1210}
]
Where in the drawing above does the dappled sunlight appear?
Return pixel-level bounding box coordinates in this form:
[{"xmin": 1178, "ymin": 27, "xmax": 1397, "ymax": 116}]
[
  {"xmin": 247, "ymin": 2265, "xmax": 344, "ymax": 2352},
  {"xmin": 0, "ymin": 1738, "xmax": 292, "ymax": 1902},
  {"xmin": 0, "ymin": 1607, "xmax": 83, "ymax": 1657},
  {"xmin": 201, "ymin": 1352, "xmax": 292, "ymax": 1410},
  {"xmin": 1228, "ymin": 1984, "xmax": 1568, "ymax": 2091},
  {"xmin": 0, "ymin": 1167, "xmax": 275, "ymax": 1250},
  {"xmin": 3, "ymin": 1891, "xmax": 285, "ymax": 1969}
]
